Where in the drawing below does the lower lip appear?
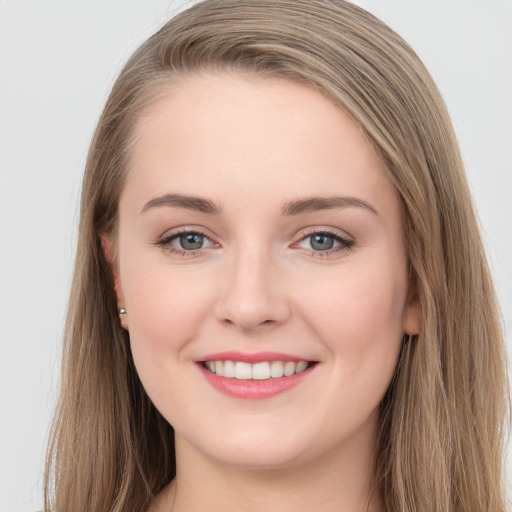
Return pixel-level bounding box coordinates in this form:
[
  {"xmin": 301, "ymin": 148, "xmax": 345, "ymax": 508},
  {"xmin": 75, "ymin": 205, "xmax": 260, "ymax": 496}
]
[{"xmin": 198, "ymin": 364, "xmax": 315, "ymax": 400}]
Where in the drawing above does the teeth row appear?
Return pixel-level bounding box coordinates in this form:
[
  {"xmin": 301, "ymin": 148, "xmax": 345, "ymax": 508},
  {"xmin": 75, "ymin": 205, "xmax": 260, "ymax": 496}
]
[{"xmin": 204, "ymin": 360, "xmax": 309, "ymax": 380}]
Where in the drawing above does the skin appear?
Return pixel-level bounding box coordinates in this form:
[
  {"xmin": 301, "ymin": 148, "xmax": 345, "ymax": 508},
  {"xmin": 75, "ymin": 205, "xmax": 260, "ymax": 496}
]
[{"xmin": 107, "ymin": 73, "xmax": 422, "ymax": 512}]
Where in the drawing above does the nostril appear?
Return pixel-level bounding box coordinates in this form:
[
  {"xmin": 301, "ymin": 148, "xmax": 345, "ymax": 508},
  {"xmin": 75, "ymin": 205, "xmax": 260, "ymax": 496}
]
[{"xmin": 220, "ymin": 316, "xmax": 277, "ymax": 331}]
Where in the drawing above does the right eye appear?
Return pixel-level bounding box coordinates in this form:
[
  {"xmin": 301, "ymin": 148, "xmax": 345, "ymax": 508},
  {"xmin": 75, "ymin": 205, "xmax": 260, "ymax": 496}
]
[
  {"xmin": 174, "ymin": 232, "xmax": 207, "ymax": 250},
  {"xmin": 155, "ymin": 229, "xmax": 218, "ymax": 256}
]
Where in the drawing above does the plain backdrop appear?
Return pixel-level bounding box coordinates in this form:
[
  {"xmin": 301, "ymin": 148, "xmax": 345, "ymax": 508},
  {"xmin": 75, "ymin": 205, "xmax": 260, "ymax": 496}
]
[{"xmin": 0, "ymin": 1, "xmax": 511, "ymax": 510}]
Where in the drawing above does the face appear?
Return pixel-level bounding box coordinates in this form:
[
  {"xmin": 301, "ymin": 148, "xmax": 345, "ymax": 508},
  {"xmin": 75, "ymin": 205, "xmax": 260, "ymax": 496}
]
[{"xmin": 112, "ymin": 73, "xmax": 421, "ymax": 471}]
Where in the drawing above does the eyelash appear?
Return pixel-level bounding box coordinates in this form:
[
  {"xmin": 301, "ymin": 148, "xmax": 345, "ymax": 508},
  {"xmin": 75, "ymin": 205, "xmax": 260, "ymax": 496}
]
[
  {"xmin": 154, "ymin": 227, "xmax": 216, "ymax": 257},
  {"xmin": 294, "ymin": 228, "xmax": 354, "ymax": 258},
  {"xmin": 154, "ymin": 227, "xmax": 354, "ymax": 258}
]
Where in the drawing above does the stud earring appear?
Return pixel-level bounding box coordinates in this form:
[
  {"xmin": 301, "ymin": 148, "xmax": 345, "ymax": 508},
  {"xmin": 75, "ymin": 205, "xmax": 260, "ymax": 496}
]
[{"xmin": 118, "ymin": 308, "xmax": 127, "ymax": 315}]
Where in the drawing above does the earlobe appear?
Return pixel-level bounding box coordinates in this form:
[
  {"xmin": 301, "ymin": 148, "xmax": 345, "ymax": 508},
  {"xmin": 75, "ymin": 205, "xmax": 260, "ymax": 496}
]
[{"xmin": 101, "ymin": 234, "xmax": 129, "ymax": 330}]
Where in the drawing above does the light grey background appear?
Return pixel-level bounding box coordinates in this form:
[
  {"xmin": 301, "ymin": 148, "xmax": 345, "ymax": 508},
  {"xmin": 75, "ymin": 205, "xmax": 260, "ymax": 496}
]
[{"xmin": 0, "ymin": 1, "xmax": 511, "ymax": 510}]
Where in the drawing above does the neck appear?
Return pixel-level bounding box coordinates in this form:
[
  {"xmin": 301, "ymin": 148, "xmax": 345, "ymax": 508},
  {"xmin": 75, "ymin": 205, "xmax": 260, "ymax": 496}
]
[{"xmin": 153, "ymin": 426, "xmax": 385, "ymax": 512}]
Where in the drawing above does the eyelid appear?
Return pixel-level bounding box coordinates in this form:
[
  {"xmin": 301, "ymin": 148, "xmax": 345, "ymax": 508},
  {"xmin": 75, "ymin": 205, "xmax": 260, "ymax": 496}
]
[
  {"xmin": 153, "ymin": 226, "xmax": 220, "ymax": 256},
  {"xmin": 152, "ymin": 225, "xmax": 354, "ymax": 258},
  {"xmin": 295, "ymin": 226, "xmax": 353, "ymax": 241},
  {"xmin": 292, "ymin": 227, "xmax": 354, "ymax": 256}
]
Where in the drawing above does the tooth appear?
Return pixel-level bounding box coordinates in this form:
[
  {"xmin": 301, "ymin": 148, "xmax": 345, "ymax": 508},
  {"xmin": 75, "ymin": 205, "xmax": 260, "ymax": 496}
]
[
  {"xmin": 283, "ymin": 361, "xmax": 296, "ymax": 377},
  {"xmin": 207, "ymin": 360, "xmax": 310, "ymax": 380},
  {"xmin": 295, "ymin": 361, "xmax": 308, "ymax": 374},
  {"xmin": 215, "ymin": 361, "xmax": 224, "ymax": 377},
  {"xmin": 234, "ymin": 362, "xmax": 252, "ymax": 380},
  {"xmin": 223, "ymin": 360, "xmax": 235, "ymax": 378},
  {"xmin": 252, "ymin": 362, "xmax": 271, "ymax": 380},
  {"xmin": 270, "ymin": 361, "xmax": 284, "ymax": 378}
]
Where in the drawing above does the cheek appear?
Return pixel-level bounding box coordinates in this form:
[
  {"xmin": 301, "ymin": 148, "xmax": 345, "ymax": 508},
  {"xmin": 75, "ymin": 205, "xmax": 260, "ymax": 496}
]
[
  {"xmin": 297, "ymin": 259, "xmax": 408, "ymax": 371},
  {"xmin": 121, "ymin": 267, "xmax": 220, "ymax": 428},
  {"xmin": 291, "ymin": 261, "xmax": 407, "ymax": 432},
  {"xmin": 119, "ymin": 252, "xmax": 215, "ymax": 388}
]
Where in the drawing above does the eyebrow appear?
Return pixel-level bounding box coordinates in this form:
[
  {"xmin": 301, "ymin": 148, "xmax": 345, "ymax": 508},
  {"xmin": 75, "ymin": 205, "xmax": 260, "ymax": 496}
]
[
  {"xmin": 140, "ymin": 193, "xmax": 377, "ymax": 216},
  {"xmin": 281, "ymin": 196, "xmax": 378, "ymax": 216},
  {"xmin": 141, "ymin": 193, "xmax": 222, "ymax": 215}
]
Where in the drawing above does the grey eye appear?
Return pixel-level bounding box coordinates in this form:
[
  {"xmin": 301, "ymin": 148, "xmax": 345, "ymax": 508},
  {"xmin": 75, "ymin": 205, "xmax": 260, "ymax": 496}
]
[
  {"xmin": 309, "ymin": 234, "xmax": 335, "ymax": 251},
  {"xmin": 156, "ymin": 229, "xmax": 217, "ymax": 255},
  {"xmin": 179, "ymin": 233, "xmax": 205, "ymax": 250}
]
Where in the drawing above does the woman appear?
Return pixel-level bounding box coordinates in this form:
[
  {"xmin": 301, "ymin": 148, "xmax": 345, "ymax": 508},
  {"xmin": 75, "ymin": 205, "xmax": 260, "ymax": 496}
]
[{"xmin": 44, "ymin": 1, "xmax": 509, "ymax": 511}]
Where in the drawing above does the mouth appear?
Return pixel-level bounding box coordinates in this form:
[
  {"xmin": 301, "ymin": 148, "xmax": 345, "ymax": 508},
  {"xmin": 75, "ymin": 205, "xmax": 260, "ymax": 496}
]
[
  {"xmin": 200, "ymin": 360, "xmax": 314, "ymax": 380},
  {"xmin": 197, "ymin": 354, "xmax": 318, "ymax": 399}
]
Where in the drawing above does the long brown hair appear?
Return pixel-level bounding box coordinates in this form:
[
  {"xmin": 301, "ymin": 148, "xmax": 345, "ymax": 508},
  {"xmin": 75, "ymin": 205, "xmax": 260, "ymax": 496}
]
[{"xmin": 44, "ymin": 1, "xmax": 509, "ymax": 511}]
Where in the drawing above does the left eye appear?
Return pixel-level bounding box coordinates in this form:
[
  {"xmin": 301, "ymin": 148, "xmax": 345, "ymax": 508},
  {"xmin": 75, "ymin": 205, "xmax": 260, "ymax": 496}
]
[{"xmin": 296, "ymin": 232, "xmax": 352, "ymax": 252}]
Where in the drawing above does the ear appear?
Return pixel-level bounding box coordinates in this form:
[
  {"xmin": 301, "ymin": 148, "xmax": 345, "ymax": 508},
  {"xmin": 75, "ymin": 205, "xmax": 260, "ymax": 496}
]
[
  {"xmin": 101, "ymin": 234, "xmax": 129, "ymax": 330},
  {"xmin": 402, "ymin": 278, "xmax": 422, "ymax": 336}
]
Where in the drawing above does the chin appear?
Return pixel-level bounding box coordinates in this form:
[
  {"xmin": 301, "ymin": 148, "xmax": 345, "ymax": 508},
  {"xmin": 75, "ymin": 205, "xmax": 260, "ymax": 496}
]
[
  {"xmin": 177, "ymin": 420, "xmax": 317, "ymax": 470},
  {"xmin": 205, "ymin": 443, "xmax": 309, "ymax": 471}
]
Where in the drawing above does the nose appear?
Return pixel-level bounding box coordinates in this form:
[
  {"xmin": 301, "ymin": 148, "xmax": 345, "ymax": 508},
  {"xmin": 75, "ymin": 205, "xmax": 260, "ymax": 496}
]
[{"xmin": 214, "ymin": 245, "xmax": 291, "ymax": 332}]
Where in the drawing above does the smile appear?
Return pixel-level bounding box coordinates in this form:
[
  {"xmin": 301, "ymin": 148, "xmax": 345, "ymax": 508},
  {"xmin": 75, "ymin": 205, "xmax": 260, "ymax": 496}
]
[
  {"xmin": 202, "ymin": 360, "xmax": 311, "ymax": 380},
  {"xmin": 198, "ymin": 355, "xmax": 318, "ymax": 400}
]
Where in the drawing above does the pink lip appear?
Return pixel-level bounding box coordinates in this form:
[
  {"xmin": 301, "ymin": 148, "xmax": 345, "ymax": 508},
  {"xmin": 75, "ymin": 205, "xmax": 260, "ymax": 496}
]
[
  {"xmin": 198, "ymin": 351, "xmax": 309, "ymax": 364},
  {"xmin": 197, "ymin": 358, "xmax": 317, "ymax": 400}
]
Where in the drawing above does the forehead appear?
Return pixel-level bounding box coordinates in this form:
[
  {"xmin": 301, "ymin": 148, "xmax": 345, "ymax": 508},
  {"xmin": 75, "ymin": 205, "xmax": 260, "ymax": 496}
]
[{"xmin": 124, "ymin": 72, "xmax": 396, "ymax": 215}]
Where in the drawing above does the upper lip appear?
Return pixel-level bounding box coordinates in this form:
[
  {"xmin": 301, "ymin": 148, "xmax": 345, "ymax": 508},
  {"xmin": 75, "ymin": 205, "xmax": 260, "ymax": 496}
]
[{"xmin": 198, "ymin": 351, "xmax": 314, "ymax": 364}]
